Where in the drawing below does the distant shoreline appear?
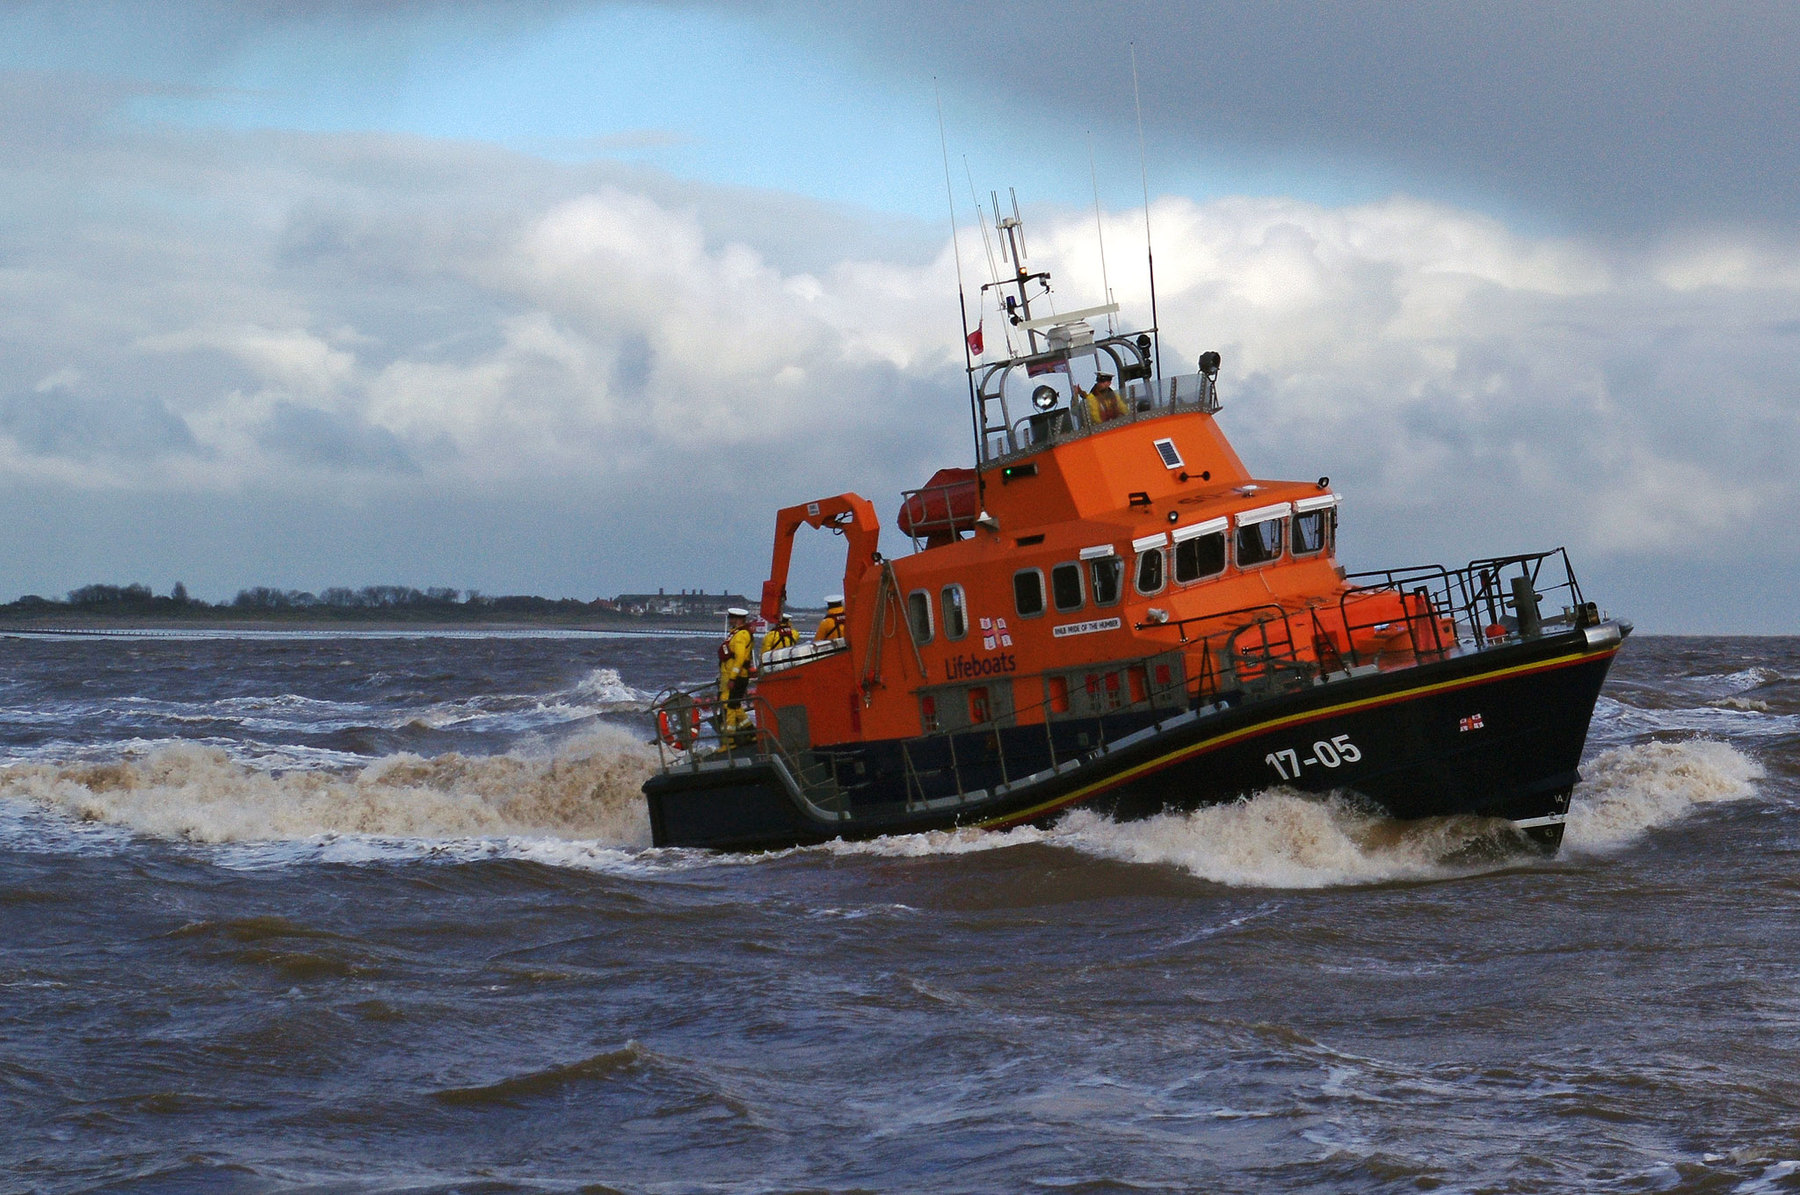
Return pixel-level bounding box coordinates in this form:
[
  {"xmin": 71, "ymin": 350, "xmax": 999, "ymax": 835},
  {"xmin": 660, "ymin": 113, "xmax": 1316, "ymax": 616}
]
[{"xmin": 0, "ymin": 610, "xmax": 733, "ymax": 634}]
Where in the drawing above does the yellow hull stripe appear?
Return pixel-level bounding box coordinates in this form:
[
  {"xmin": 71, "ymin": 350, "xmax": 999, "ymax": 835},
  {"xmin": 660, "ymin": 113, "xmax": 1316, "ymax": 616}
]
[{"xmin": 978, "ymin": 642, "xmax": 1618, "ymax": 829}]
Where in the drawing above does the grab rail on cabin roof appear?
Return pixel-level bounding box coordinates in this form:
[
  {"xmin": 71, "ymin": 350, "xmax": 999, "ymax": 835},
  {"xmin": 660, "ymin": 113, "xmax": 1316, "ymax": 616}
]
[{"xmin": 978, "ymin": 367, "xmax": 1222, "ymax": 465}]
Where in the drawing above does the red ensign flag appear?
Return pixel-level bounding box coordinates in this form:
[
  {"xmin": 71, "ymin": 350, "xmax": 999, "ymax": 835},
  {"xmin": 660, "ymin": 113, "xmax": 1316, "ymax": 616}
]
[{"xmin": 966, "ymin": 322, "xmax": 984, "ymax": 356}]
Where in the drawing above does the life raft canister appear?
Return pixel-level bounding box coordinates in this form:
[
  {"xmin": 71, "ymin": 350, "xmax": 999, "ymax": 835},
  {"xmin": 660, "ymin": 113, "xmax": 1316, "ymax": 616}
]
[{"xmin": 898, "ymin": 467, "xmax": 980, "ymax": 547}]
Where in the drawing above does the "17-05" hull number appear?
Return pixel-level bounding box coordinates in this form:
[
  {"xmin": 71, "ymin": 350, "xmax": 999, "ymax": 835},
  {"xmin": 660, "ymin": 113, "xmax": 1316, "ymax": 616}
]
[{"xmin": 1264, "ymin": 734, "xmax": 1361, "ymax": 781}]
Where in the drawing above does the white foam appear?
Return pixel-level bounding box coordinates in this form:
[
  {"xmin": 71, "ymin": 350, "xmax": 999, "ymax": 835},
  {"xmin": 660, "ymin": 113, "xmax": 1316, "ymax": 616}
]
[
  {"xmin": 1563, "ymin": 739, "xmax": 1764, "ymax": 854},
  {"xmin": 1043, "ymin": 795, "xmax": 1505, "ymax": 888},
  {"xmin": 0, "ymin": 724, "xmax": 658, "ymax": 850},
  {"xmin": 809, "ymin": 823, "xmax": 1053, "ymax": 858},
  {"xmin": 569, "ymin": 666, "xmax": 657, "ymax": 711}
]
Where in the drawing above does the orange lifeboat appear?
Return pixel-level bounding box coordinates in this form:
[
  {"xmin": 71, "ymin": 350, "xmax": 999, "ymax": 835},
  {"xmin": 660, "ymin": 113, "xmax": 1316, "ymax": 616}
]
[{"xmin": 642, "ymin": 188, "xmax": 1629, "ymax": 856}]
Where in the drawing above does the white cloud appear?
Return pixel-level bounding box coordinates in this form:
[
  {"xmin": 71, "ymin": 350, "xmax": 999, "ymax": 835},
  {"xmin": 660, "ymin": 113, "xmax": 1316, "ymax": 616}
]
[{"xmin": 2, "ymin": 111, "xmax": 1798, "ymax": 620}]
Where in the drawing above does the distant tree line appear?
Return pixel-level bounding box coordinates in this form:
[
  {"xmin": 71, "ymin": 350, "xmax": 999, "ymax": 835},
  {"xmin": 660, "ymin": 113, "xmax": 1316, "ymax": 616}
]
[{"xmin": 0, "ymin": 582, "xmax": 646, "ymax": 621}]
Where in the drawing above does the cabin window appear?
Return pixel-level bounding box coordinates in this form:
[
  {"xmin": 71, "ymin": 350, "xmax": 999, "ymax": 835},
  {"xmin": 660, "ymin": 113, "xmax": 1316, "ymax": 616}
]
[
  {"xmin": 968, "ymin": 687, "xmax": 991, "ymax": 724},
  {"xmin": 1293, "ymin": 511, "xmax": 1328, "ymax": 555},
  {"xmin": 906, "ymin": 589, "xmax": 934, "ymax": 644},
  {"xmin": 1051, "ymin": 562, "xmax": 1085, "ymax": 612},
  {"xmin": 1174, "ymin": 532, "xmax": 1226, "ymax": 584},
  {"xmin": 920, "ymin": 694, "xmax": 940, "ymax": 733},
  {"xmin": 1135, "ymin": 547, "xmax": 1165, "ymax": 595},
  {"xmin": 1236, "ymin": 518, "xmax": 1286, "ymax": 567},
  {"xmin": 1088, "ymin": 556, "xmax": 1124, "ymax": 606},
  {"xmin": 941, "ymin": 584, "xmax": 968, "ymax": 640},
  {"xmin": 1013, "ymin": 569, "xmax": 1045, "ymax": 617}
]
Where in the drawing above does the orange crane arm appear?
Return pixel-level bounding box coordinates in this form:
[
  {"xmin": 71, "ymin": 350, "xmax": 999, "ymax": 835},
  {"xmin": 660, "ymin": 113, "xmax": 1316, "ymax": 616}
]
[{"xmin": 759, "ymin": 494, "xmax": 882, "ymax": 622}]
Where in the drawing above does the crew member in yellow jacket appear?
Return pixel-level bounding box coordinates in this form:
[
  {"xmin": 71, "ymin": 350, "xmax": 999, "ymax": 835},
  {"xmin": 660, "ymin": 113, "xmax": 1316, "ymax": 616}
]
[
  {"xmin": 717, "ymin": 607, "xmax": 756, "ymax": 746},
  {"xmin": 1077, "ymin": 372, "xmax": 1126, "ymax": 425},
  {"xmin": 761, "ymin": 613, "xmax": 799, "ymax": 654},
  {"xmin": 814, "ymin": 595, "xmax": 847, "ymax": 642}
]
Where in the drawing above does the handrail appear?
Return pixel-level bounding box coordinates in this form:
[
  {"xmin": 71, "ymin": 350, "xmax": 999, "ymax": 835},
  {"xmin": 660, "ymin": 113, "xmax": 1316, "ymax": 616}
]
[{"xmin": 978, "ymin": 365, "xmax": 1223, "ymax": 467}]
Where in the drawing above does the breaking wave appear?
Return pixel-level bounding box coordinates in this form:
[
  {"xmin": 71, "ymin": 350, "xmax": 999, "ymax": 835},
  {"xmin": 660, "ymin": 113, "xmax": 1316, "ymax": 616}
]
[
  {"xmin": 1044, "ymin": 796, "xmax": 1510, "ymax": 888},
  {"xmin": 1563, "ymin": 739, "xmax": 1765, "ymax": 854},
  {"xmin": 0, "ymin": 724, "xmax": 657, "ymax": 850}
]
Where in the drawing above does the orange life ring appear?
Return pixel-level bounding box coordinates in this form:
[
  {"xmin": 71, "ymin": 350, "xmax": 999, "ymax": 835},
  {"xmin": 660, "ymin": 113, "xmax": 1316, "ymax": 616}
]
[{"xmin": 656, "ymin": 700, "xmax": 700, "ymax": 750}]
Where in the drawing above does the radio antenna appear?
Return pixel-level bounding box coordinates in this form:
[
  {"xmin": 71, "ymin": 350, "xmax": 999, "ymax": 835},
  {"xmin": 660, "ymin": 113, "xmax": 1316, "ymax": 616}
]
[
  {"xmin": 936, "ymin": 81, "xmax": 984, "ymax": 474},
  {"xmin": 1131, "ymin": 43, "xmax": 1162, "ymax": 381},
  {"xmin": 1088, "ymin": 131, "xmax": 1115, "ymax": 336}
]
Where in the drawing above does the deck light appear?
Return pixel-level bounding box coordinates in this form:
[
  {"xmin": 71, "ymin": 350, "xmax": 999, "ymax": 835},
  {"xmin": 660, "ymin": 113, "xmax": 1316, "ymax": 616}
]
[
  {"xmin": 1167, "ymin": 511, "xmax": 1180, "ymax": 524},
  {"xmin": 1199, "ymin": 350, "xmax": 1221, "ymax": 376},
  {"xmin": 1032, "ymin": 385, "xmax": 1058, "ymax": 411},
  {"xmin": 1318, "ymin": 476, "xmax": 1330, "ymax": 489}
]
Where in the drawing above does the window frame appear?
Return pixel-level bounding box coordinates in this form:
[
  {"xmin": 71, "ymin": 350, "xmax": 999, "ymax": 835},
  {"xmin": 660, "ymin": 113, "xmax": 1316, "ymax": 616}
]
[
  {"xmin": 1132, "ymin": 532, "xmax": 1168, "ymax": 596},
  {"xmin": 1291, "ymin": 510, "xmax": 1328, "ymax": 556},
  {"xmin": 1087, "ymin": 554, "xmax": 1124, "ymax": 607},
  {"xmin": 906, "ymin": 588, "xmax": 935, "ymax": 644},
  {"xmin": 1050, "ymin": 561, "xmax": 1086, "ymax": 613},
  {"xmin": 1234, "ymin": 513, "xmax": 1287, "ymax": 569},
  {"xmin": 1012, "ymin": 568, "xmax": 1046, "ymax": 618},
  {"xmin": 940, "ymin": 583, "xmax": 969, "ymax": 640},
  {"xmin": 1170, "ymin": 517, "xmax": 1229, "ymax": 586},
  {"xmin": 1292, "ymin": 494, "xmax": 1340, "ymax": 558}
]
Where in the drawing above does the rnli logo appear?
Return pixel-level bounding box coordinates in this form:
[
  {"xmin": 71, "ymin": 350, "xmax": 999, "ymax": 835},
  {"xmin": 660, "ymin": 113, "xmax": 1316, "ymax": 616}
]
[
  {"xmin": 980, "ymin": 617, "xmax": 1012, "ymax": 650},
  {"xmin": 1459, "ymin": 713, "xmax": 1485, "ymax": 732}
]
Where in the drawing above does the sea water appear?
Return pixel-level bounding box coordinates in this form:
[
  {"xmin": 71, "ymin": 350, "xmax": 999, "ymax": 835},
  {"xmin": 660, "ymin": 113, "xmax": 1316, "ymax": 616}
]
[{"xmin": 1, "ymin": 632, "xmax": 1795, "ymax": 1193}]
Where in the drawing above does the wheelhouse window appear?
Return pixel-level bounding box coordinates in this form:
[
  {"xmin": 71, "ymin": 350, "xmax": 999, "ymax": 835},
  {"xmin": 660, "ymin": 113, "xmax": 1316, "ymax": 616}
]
[
  {"xmin": 1173, "ymin": 519, "xmax": 1229, "ymax": 585},
  {"xmin": 941, "ymin": 584, "xmax": 968, "ymax": 640},
  {"xmin": 1013, "ymin": 569, "xmax": 1045, "ymax": 617},
  {"xmin": 1088, "ymin": 556, "xmax": 1123, "ymax": 606},
  {"xmin": 906, "ymin": 590, "xmax": 934, "ymax": 644},
  {"xmin": 1291, "ymin": 495, "xmax": 1339, "ymax": 557},
  {"xmin": 1292, "ymin": 511, "xmax": 1328, "ymax": 555},
  {"xmin": 1236, "ymin": 517, "xmax": 1286, "ymax": 567},
  {"xmin": 1136, "ymin": 548, "xmax": 1165, "ymax": 595},
  {"xmin": 1051, "ymin": 562, "xmax": 1085, "ymax": 612},
  {"xmin": 1132, "ymin": 533, "xmax": 1168, "ymax": 595}
]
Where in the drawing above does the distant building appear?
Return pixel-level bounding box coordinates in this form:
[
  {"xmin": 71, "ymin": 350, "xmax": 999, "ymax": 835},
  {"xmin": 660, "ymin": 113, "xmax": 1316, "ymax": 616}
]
[{"xmin": 613, "ymin": 588, "xmax": 752, "ymax": 617}]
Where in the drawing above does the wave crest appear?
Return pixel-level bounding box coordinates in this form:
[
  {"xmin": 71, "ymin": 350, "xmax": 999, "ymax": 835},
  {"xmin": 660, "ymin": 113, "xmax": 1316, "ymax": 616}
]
[
  {"xmin": 1047, "ymin": 795, "xmax": 1513, "ymax": 888},
  {"xmin": 0, "ymin": 725, "xmax": 657, "ymax": 847},
  {"xmin": 1563, "ymin": 739, "xmax": 1763, "ymax": 853}
]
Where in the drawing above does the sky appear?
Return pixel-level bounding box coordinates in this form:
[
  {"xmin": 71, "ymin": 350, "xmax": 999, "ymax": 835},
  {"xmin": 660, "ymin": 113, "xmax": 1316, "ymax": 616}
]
[{"xmin": 2, "ymin": 0, "xmax": 1798, "ymax": 631}]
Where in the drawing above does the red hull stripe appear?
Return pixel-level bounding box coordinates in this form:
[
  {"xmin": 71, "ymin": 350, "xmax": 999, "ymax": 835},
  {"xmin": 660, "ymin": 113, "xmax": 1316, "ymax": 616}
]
[{"xmin": 979, "ymin": 644, "xmax": 1618, "ymax": 830}]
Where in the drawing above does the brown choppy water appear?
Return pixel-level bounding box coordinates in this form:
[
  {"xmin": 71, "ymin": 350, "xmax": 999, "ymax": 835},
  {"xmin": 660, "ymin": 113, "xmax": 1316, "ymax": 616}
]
[{"xmin": 1, "ymin": 631, "xmax": 1796, "ymax": 1193}]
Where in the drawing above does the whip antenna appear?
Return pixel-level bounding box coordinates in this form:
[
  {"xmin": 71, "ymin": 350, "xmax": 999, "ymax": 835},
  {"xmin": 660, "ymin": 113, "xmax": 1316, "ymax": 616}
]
[
  {"xmin": 1131, "ymin": 43, "xmax": 1162, "ymax": 381},
  {"xmin": 936, "ymin": 81, "xmax": 983, "ymax": 469},
  {"xmin": 1088, "ymin": 131, "xmax": 1115, "ymax": 336}
]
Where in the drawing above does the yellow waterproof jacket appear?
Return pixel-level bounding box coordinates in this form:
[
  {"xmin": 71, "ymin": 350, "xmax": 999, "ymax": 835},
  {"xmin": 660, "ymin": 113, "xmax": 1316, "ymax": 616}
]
[
  {"xmin": 814, "ymin": 613, "xmax": 845, "ymax": 641},
  {"xmin": 718, "ymin": 626, "xmax": 755, "ymax": 685},
  {"xmin": 1083, "ymin": 384, "xmax": 1125, "ymax": 424},
  {"xmin": 762, "ymin": 627, "xmax": 799, "ymax": 653}
]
